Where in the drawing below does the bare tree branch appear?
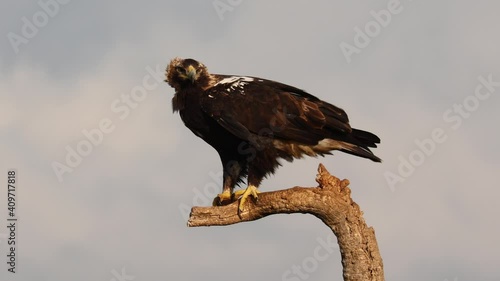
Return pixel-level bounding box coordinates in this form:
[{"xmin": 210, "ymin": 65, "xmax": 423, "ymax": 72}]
[{"xmin": 188, "ymin": 164, "xmax": 384, "ymax": 281}]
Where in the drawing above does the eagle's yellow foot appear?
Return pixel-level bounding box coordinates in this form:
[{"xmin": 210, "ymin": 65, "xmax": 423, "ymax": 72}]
[
  {"xmin": 234, "ymin": 185, "xmax": 260, "ymax": 212},
  {"xmin": 213, "ymin": 190, "xmax": 232, "ymax": 206}
]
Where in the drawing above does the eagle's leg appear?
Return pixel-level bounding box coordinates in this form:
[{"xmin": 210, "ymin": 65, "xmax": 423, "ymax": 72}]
[
  {"xmin": 213, "ymin": 175, "xmax": 234, "ymax": 206},
  {"xmin": 235, "ymin": 166, "xmax": 264, "ymax": 212},
  {"xmin": 213, "ymin": 161, "xmax": 243, "ymax": 206},
  {"xmin": 214, "ymin": 190, "xmax": 232, "ymax": 205},
  {"xmin": 234, "ymin": 185, "xmax": 260, "ymax": 212}
]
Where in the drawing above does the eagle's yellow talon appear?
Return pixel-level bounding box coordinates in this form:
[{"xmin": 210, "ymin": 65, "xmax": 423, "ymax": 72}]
[
  {"xmin": 236, "ymin": 185, "xmax": 260, "ymax": 211},
  {"xmin": 213, "ymin": 190, "xmax": 232, "ymax": 206}
]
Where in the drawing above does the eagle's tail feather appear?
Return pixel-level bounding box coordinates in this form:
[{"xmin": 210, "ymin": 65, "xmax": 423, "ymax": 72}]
[
  {"xmin": 316, "ymin": 138, "xmax": 382, "ymax": 162},
  {"xmin": 338, "ymin": 143, "xmax": 382, "ymax": 162},
  {"xmin": 351, "ymin": 128, "xmax": 380, "ymax": 148}
]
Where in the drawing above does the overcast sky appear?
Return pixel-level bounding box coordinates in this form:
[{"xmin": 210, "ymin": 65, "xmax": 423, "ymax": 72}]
[{"xmin": 1, "ymin": 1, "xmax": 499, "ymax": 281}]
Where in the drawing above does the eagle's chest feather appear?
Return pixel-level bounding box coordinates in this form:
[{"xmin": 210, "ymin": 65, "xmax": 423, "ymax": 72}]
[
  {"xmin": 175, "ymin": 93, "xmax": 207, "ymax": 135},
  {"xmin": 174, "ymin": 89, "xmax": 230, "ymax": 144}
]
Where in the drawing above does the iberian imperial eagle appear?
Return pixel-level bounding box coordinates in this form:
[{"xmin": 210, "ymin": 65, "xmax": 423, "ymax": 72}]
[{"xmin": 165, "ymin": 58, "xmax": 381, "ymax": 211}]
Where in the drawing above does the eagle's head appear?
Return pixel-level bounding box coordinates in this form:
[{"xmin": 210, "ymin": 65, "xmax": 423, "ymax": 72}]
[{"xmin": 165, "ymin": 57, "xmax": 215, "ymax": 91}]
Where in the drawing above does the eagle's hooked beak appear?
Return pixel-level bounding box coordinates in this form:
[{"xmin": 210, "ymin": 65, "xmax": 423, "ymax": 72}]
[{"xmin": 186, "ymin": 65, "xmax": 197, "ymax": 83}]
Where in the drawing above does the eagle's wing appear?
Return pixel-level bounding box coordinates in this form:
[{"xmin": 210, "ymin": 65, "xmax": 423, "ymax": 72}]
[{"xmin": 200, "ymin": 75, "xmax": 354, "ymax": 148}]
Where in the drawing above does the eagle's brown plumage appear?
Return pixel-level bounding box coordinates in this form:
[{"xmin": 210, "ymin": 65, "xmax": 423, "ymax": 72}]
[{"xmin": 165, "ymin": 57, "xmax": 381, "ymax": 208}]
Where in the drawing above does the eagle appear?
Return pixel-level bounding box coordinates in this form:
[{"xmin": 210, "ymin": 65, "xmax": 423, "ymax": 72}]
[{"xmin": 165, "ymin": 57, "xmax": 381, "ymax": 211}]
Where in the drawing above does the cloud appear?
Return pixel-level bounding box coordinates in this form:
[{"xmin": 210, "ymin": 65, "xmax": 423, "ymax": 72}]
[{"xmin": 1, "ymin": 1, "xmax": 500, "ymax": 281}]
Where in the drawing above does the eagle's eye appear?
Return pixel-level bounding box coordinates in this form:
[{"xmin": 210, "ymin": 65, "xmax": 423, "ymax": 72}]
[{"xmin": 175, "ymin": 66, "xmax": 185, "ymax": 73}]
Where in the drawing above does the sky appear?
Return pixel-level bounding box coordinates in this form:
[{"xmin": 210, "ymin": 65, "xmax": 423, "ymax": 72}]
[{"xmin": 1, "ymin": 1, "xmax": 499, "ymax": 280}]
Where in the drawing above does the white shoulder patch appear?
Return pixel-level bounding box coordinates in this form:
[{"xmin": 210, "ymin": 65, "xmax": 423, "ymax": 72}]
[
  {"xmin": 216, "ymin": 76, "xmax": 254, "ymax": 85},
  {"xmin": 214, "ymin": 76, "xmax": 254, "ymax": 94}
]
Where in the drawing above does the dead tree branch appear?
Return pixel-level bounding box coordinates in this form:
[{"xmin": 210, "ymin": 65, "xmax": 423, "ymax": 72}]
[{"xmin": 188, "ymin": 164, "xmax": 384, "ymax": 281}]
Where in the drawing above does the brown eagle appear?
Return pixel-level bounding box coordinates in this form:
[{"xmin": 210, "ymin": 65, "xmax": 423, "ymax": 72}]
[{"xmin": 165, "ymin": 57, "xmax": 381, "ymax": 211}]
